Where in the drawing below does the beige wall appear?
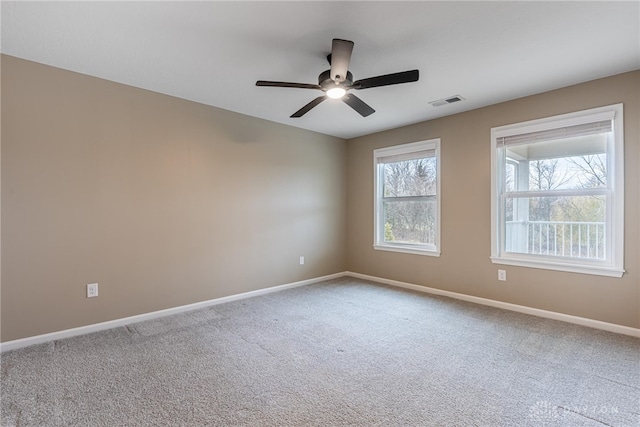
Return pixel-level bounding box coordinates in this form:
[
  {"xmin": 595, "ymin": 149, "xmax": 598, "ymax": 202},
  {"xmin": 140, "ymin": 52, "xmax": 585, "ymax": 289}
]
[
  {"xmin": 346, "ymin": 70, "xmax": 640, "ymax": 329},
  {"xmin": 1, "ymin": 55, "xmax": 347, "ymax": 342}
]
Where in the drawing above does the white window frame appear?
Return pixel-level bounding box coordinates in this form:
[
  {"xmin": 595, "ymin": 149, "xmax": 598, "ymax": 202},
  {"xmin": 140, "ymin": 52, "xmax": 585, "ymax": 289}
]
[
  {"xmin": 490, "ymin": 104, "xmax": 624, "ymax": 277},
  {"xmin": 373, "ymin": 139, "xmax": 441, "ymax": 256}
]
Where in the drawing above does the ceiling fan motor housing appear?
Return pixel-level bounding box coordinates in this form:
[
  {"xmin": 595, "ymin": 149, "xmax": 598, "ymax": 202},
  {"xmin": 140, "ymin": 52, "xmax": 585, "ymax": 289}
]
[{"xmin": 319, "ymin": 70, "xmax": 353, "ymax": 91}]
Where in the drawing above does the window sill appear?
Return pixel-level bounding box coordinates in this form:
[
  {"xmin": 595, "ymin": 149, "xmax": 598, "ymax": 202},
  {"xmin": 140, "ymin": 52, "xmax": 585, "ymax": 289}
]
[
  {"xmin": 374, "ymin": 244, "xmax": 441, "ymax": 257},
  {"xmin": 490, "ymin": 256, "xmax": 624, "ymax": 278}
]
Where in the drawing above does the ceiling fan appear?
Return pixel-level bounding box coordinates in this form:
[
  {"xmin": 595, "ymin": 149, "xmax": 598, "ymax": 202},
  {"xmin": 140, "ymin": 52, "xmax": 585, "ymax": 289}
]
[{"xmin": 256, "ymin": 38, "xmax": 419, "ymax": 118}]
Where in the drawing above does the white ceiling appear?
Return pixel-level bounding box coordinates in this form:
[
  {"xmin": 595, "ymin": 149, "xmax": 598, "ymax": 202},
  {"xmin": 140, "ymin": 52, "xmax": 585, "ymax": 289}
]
[{"xmin": 2, "ymin": 1, "xmax": 639, "ymax": 139}]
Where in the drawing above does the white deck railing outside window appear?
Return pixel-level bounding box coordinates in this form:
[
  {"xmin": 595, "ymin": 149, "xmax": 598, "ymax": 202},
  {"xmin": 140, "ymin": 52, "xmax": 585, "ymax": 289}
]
[{"xmin": 506, "ymin": 221, "xmax": 606, "ymax": 260}]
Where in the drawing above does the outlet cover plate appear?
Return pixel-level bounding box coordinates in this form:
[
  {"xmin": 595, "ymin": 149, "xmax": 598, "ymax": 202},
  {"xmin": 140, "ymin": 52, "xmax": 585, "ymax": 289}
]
[{"xmin": 87, "ymin": 283, "xmax": 99, "ymax": 298}]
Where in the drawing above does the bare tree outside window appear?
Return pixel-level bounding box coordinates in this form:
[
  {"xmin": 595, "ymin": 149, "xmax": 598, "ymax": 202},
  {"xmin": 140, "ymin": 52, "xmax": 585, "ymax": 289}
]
[{"xmin": 383, "ymin": 158, "xmax": 436, "ymax": 245}]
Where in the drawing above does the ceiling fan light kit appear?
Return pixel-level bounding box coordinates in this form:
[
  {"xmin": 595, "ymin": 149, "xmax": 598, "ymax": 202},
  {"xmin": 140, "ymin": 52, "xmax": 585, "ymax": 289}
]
[
  {"xmin": 326, "ymin": 87, "xmax": 346, "ymax": 99},
  {"xmin": 256, "ymin": 38, "xmax": 419, "ymax": 118}
]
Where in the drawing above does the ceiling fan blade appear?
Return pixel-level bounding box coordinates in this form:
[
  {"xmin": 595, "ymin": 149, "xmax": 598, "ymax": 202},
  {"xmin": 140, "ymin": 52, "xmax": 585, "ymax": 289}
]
[
  {"xmin": 330, "ymin": 39, "xmax": 354, "ymax": 83},
  {"xmin": 342, "ymin": 93, "xmax": 375, "ymax": 117},
  {"xmin": 352, "ymin": 70, "xmax": 419, "ymax": 90},
  {"xmin": 291, "ymin": 96, "xmax": 327, "ymax": 118},
  {"xmin": 256, "ymin": 81, "xmax": 322, "ymax": 90}
]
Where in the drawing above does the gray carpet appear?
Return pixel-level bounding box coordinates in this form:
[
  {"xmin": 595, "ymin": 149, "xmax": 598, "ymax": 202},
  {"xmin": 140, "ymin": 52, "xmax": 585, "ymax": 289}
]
[{"xmin": 2, "ymin": 277, "xmax": 639, "ymax": 426}]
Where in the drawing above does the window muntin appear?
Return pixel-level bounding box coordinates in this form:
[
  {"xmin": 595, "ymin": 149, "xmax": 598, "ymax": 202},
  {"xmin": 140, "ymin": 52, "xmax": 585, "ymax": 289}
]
[
  {"xmin": 491, "ymin": 104, "xmax": 624, "ymax": 277},
  {"xmin": 374, "ymin": 139, "xmax": 441, "ymax": 256}
]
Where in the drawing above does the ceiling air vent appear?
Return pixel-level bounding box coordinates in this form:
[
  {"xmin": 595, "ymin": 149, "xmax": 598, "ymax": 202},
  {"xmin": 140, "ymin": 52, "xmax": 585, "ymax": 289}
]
[{"xmin": 429, "ymin": 95, "xmax": 465, "ymax": 107}]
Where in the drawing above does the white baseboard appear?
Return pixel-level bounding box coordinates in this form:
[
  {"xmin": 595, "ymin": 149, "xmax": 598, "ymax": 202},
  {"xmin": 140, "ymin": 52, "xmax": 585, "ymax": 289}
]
[
  {"xmin": 2, "ymin": 270, "xmax": 637, "ymax": 352},
  {"xmin": 345, "ymin": 271, "xmax": 640, "ymax": 338},
  {"xmin": 0, "ymin": 272, "xmax": 345, "ymax": 353}
]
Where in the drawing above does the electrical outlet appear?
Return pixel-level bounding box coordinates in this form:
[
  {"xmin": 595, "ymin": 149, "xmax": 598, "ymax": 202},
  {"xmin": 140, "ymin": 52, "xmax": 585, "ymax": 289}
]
[
  {"xmin": 299, "ymin": 256, "xmax": 305, "ymax": 265},
  {"xmin": 87, "ymin": 283, "xmax": 99, "ymax": 298},
  {"xmin": 498, "ymin": 270, "xmax": 507, "ymax": 281}
]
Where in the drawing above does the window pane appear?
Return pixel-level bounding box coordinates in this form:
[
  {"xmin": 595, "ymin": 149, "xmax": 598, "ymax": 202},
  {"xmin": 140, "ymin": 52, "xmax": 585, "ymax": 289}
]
[
  {"xmin": 506, "ymin": 134, "xmax": 609, "ymax": 192},
  {"xmin": 383, "ymin": 199, "xmax": 436, "ymax": 245},
  {"xmin": 505, "ymin": 195, "xmax": 606, "ymax": 259},
  {"xmin": 374, "ymin": 138, "xmax": 440, "ymax": 255},
  {"xmin": 383, "ymin": 158, "xmax": 436, "ymax": 197},
  {"xmin": 525, "ymin": 155, "xmax": 607, "ymax": 191}
]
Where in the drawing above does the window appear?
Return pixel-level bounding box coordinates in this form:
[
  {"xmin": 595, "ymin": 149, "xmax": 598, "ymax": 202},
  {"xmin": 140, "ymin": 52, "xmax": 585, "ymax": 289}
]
[
  {"xmin": 491, "ymin": 104, "xmax": 624, "ymax": 277},
  {"xmin": 374, "ymin": 139, "xmax": 441, "ymax": 256}
]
